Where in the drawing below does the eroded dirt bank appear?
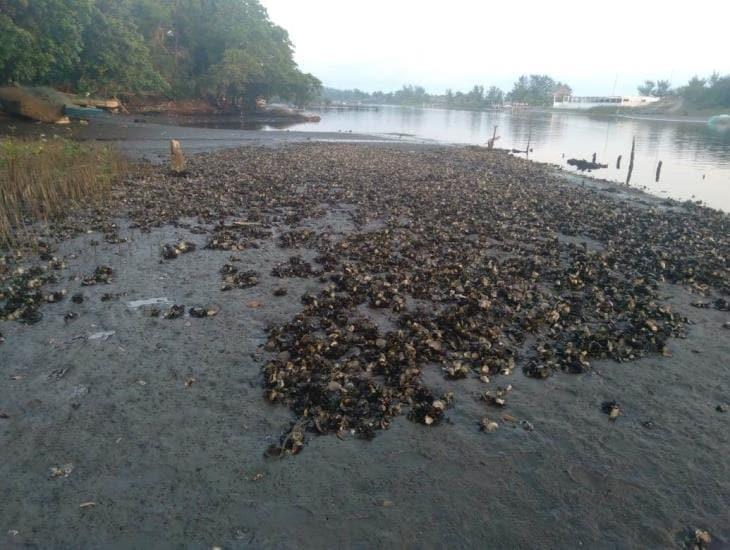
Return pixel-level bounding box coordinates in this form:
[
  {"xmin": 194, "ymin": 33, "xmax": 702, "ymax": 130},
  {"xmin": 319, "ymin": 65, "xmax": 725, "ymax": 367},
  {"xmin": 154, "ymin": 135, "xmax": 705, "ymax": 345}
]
[{"xmin": 1, "ymin": 144, "xmax": 728, "ymax": 548}]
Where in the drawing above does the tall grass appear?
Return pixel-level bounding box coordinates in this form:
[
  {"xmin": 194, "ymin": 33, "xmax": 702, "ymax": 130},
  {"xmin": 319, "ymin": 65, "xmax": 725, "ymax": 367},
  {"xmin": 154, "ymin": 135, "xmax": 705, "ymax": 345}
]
[{"xmin": 0, "ymin": 138, "xmax": 125, "ymax": 245}]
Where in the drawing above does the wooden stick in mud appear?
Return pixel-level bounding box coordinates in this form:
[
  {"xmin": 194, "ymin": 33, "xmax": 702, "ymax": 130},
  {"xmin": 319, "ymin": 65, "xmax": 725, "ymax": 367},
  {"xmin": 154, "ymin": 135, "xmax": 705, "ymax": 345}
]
[
  {"xmin": 170, "ymin": 139, "xmax": 186, "ymax": 176},
  {"xmin": 655, "ymin": 160, "xmax": 663, "ymax": 182},
  {"xmin": 526, "ymin": 130, "xmax": 532, "ymax": 159},
  {"xmin": 616, "ymin": 155, "xmax": 622, "ymax": 169},
  {"xmin": 626, "ymin": 138, "xmax": 636, "ymax": 185}
]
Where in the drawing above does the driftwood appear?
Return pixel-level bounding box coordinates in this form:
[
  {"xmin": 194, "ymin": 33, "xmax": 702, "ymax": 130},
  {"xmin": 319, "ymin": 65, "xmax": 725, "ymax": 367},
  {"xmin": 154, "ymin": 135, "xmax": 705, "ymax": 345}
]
[
  {"xmin": 567, "ymin": 158, "xmax": 608, "ymax": 172},
  {"xmin": 66, "ymin": 96, "xmax": 120, "ymax": 110},
  {"xmin": 487, "ymin": 125, "xmax": 499, "ymax": 150}
]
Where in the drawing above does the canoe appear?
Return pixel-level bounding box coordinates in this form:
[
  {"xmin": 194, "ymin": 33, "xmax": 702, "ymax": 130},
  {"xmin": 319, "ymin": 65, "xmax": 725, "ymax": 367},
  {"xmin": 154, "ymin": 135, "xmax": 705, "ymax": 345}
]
[{"xmin": 63, "ymin": 105, "xmax": 107, "ymax": 119}]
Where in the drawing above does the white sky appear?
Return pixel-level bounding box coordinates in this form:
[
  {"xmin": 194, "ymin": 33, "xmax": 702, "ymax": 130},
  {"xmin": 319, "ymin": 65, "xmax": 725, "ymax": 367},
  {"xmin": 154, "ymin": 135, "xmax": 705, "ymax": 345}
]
[{"xmin": 260, "ymin": 0, "xmax": 729, "ymax": 96}]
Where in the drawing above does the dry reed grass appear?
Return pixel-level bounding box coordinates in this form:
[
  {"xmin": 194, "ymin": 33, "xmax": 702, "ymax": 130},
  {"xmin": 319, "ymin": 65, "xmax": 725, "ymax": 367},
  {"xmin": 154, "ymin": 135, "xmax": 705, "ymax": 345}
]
[{"xmin": 0, "ymin": 138, "xmax": 125, "ymax": 245}]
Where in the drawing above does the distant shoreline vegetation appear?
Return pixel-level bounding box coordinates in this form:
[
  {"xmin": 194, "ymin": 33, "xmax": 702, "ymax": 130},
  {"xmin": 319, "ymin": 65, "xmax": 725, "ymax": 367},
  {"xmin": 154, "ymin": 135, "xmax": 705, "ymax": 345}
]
[
  {"xmin": 321, "ymin": 75, "xmax": 571, "ymax": 110},
  {"xmin": 0, "ymin": 0, "xmax": 321, "ymax": 110},
  {"xmin": 635, "ymin": 75, "xmax": 730, "ymax": 112},
  {"xmin": 322, "ymin": 73, "xmax": 730, "ymax": 113}
]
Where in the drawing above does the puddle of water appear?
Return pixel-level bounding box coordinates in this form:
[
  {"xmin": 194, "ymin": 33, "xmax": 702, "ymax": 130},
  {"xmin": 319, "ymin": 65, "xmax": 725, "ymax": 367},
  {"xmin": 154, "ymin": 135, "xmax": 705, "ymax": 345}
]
[
  {"xmin": 126, "ymin": 297, "xmax": 172, "ymax": 309},
  {"xmin": 88, "ymin": 331, "xmax": 115, "ymax": 341}
]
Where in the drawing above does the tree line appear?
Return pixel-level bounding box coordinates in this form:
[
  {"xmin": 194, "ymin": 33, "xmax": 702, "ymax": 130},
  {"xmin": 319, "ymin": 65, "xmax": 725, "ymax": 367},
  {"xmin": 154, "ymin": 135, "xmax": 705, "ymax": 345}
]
[
  {"xmin": 323, "ymin": 75, "xmax": 572, "ymax": 109},
  {"xmin": 638, "ymin": 74, "xmax": 730, "ymax": 109},
  {"xmin": 0, "ymin": 0, "xmax": 321, "ymax": 108}
]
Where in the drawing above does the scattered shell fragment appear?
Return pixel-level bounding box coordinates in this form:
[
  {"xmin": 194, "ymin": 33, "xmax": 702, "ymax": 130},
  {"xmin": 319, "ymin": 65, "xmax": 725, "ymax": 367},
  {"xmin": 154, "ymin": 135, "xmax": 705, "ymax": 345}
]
[
  {"xmin": 50, "ymin": 463, "xmax": 74, "ymax": 479},
  {"xmin": 220, "ymin": 266, "xmax": 259, "ymax": 291},
  {"xmin": 161, "ymin": 241, "xmax": 196, "ymax": 260},
  {"xmin": 601, "ymin": 400, "xmax": 621, "ymax": 420},
  {"xmin": 271, "ymin": 256, "xmax": 319, "ymax": 278},
  {"xmin": 189, "ymin": 306, "xmax": 219, "ymax": 318},
  {"xmin": 480, "ymin": 417, "xmax": 499, "ymax": 432},
  {"xmin": 81, "ymin": 265, "xmax": 113, "ymax": 286},
  {"xmin": 163, "ymin": 305, "xmax": 185, "ymax": 319},
  {"xmin": 693, "ymin": 528, "xmax": 711, "ymax": 549},
  {"xmin": 520, "ymin": 420, "xmax": 535, "ymax": 431}
]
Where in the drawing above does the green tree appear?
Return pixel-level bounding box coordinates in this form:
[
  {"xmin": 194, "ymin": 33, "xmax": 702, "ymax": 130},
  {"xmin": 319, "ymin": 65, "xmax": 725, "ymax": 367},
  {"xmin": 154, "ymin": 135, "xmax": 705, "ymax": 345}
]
[
  {"xmin": 678, "ymin": 73, "xmax": 730, "ymax": 109},
  {"xmin": 485, "ymin": 86, "xmax": 504, "ymax": 106},
  {"xmin": 637, "ymin": 80, "xmax": 656, "ymax": 96},
  {"xmin": 508, "ymin": 75, "xmax": 530, "ymax": 103},
  {"xmin": 0, "ymin": 0, "xmax": 92, "ymax": 85},
  {"xmin": 1, "ymin": 0, "xmax": 319, "ymax": 108},
  {"xmin": 655, "ymin": 80, "xmax": 672, "ymax": 97},
  {"xmin": 76, "ymin": 0, "xmax": 166, "ymax": 95},
  {"xmin": 507, "ymin": 74, "xmax": 565, "ymax": 106}
]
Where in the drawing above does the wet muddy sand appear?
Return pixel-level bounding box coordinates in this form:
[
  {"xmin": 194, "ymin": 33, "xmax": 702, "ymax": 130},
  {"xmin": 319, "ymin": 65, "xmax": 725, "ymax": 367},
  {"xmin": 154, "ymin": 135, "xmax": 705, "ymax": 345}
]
[{"xmin": 0, "ymin": 142, "xmax": 728, "ymax": 549}]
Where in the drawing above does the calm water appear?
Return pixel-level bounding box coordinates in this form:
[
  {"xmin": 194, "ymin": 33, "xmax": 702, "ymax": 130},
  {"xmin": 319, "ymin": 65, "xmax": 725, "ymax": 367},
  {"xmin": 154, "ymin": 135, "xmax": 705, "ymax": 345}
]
[{"xmin": 288, "ymin": 106, "xmax": 730, "ymax": 212}]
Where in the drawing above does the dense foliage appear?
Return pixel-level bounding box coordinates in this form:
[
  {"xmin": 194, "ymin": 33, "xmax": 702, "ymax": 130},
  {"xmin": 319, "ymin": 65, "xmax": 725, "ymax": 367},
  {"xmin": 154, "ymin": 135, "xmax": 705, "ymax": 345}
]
[{"xmin": 0, "ymin": 0, "xmax": 321, "ymax": 107}]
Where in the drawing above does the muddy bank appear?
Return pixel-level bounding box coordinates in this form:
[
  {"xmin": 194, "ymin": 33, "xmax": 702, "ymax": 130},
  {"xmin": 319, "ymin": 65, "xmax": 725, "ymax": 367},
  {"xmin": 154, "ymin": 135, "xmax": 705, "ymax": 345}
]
[
  {"xmin": 0, "ymin": 115, "xmax": 403, "ymax": 162},
  {"xmin": 0, "ymin": 144, "xmax": 728, "ymax": 548}
]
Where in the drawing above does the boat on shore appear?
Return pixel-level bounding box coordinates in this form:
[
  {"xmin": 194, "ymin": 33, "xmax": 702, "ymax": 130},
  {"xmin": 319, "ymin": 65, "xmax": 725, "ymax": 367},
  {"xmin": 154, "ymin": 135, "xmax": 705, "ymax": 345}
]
[{"xmin": 0, "ymin": 85, "xmax": 113, "ymax": 123}]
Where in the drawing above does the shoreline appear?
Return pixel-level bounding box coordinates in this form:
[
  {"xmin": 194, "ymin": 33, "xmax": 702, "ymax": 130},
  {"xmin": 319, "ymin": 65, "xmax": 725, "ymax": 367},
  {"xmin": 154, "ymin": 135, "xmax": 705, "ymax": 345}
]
[
  {"xmin": 2, "ymin": 113, "xmax": 722, "ymax": 215},
  {"xmin": 0, "ymin": 141, "xmax": 728, "ymax": 547}
]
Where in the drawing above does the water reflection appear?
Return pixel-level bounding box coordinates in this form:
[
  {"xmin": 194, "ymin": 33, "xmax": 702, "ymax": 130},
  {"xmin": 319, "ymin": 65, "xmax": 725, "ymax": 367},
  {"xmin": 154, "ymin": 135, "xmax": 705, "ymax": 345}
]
[
  {"xmin": 143, "ymin": 114, "xmax": 298, "ymax": 131},
  {"xmin": 288, "ymin": 106, "xmax": 728, "ymax": 211}
]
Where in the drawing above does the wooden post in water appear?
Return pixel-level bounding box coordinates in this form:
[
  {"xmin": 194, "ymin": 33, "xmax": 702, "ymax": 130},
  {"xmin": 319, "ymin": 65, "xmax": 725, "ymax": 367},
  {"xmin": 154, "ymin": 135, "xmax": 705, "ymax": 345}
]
[
  {"xmin": 592, "ymin": 152, "xmax": 597, "ymax": 164},
  {"xmin": 655, "ymin": 160, "xmax": 663, "ymax": 182},
  {"xmin": 626, "ymin": 138, "xmax": 636, "ymax": 185},
  {"xmin": 525, "ymin": 130, "xmax": 532, "ymax": 159},
  {"xmin": 616, "ymin": 155, "xmax": 622, "ymax": 169}
]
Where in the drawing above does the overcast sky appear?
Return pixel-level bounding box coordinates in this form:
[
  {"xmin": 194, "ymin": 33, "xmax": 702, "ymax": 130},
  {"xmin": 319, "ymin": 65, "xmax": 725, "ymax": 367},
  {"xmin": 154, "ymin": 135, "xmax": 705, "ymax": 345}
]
[{"xmin": 260, "ymin": 0, "xmax": 728, "ymax": 96}]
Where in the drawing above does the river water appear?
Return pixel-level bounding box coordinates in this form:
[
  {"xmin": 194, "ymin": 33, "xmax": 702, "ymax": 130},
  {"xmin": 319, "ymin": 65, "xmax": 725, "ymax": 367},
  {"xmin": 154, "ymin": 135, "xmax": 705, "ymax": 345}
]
[{"xmin": 289, "ymin": 106, "xmax": 730, "ymax": 212}]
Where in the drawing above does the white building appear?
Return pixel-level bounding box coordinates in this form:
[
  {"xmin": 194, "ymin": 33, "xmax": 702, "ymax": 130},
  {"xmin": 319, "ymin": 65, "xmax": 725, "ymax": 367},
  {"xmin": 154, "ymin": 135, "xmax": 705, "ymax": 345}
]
[{"xmin": 553, "ymin": 95, "xmax": 661, "ymax": 110}]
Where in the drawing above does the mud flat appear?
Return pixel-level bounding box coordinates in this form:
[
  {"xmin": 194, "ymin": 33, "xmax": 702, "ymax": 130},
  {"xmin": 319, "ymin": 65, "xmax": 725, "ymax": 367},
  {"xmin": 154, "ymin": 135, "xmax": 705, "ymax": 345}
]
[
  {"xmin": 0, "ymin": 115, "xmax": 406, "ymax": 161},
  {"xmin": 0, "ymin": 144, "xmax": 728, "ymax": 548}
]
